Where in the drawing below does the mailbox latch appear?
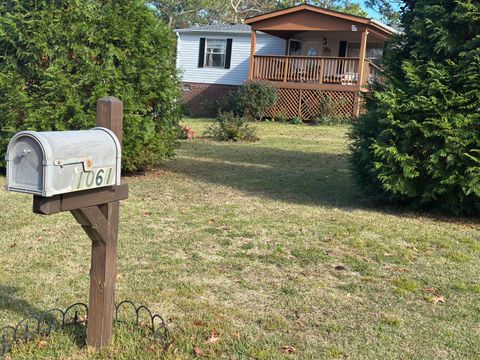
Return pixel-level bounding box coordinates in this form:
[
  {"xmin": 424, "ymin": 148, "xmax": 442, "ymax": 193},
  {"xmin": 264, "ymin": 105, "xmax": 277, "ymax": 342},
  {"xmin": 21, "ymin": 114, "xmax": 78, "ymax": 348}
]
[{"xmin": 54, "ymin": 157, "xmax": 94, "ymax": 171}]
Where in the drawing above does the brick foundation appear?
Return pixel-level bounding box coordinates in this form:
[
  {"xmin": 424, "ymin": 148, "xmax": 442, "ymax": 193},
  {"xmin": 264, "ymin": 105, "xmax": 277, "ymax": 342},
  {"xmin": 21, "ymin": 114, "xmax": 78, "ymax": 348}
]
[{"xmin": 180, "ymin": 82, "xmax": 239, "ymax": 117}]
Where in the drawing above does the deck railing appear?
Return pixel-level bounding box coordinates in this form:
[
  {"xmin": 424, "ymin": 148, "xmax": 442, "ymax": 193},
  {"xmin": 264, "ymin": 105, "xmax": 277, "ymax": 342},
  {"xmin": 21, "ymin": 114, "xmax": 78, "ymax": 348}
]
[{"xmin": 252, "ymin": 55, "xmax": 381, "ymax": 86}]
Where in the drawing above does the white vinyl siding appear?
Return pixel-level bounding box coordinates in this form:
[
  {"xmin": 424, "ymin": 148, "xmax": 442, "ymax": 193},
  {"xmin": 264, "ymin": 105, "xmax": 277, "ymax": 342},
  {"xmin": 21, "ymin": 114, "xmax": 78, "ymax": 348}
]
[{"xmin": 176, "ymin": 32, "xmax": 286, "ymax": 86}]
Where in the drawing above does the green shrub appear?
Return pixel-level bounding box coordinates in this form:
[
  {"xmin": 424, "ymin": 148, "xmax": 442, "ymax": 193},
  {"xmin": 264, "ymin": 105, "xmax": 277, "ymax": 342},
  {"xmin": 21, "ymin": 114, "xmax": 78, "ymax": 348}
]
[
  {"xmin": 274, "ymin": 111, "xmax": 290, "ymax": 123},
  {"xmin": 0, "ymin": 0, "xmax": 180, "ymax": 173},
  {"xmin": 290, "ymin": 116, "xmax": 303, "ymax": 125},
  {"xmin": 310, "ymin": 92, "xmax": 351, "ymax": 125},
  {"xmin": 235, "ymin": 81, "xmax": 277, "ymax": 120},
  {"xmin": 204, "ymin": 92, "xmax": 237, "ymax": 117},
  {"xmin": 350, "ymin": 0, "xmax": 480, "ymax": 215},
  {"xmin": 204, "ymin": 112, "xmax": 259, "ymax": 142}
]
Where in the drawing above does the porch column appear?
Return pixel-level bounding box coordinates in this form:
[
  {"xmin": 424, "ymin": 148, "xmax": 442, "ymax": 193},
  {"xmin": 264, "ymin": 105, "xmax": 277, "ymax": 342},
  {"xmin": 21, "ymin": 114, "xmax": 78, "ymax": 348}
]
[
  {"xmin": 357, "ymin": 29, "xmax": 368, "ymax": 87},
  {"xmin": 248, "ymin": 30, "xmax": 257, "ymax": 80},
  {"xmin": 354, "ymin": 29, "xmax": 369, "ymax": 117}
]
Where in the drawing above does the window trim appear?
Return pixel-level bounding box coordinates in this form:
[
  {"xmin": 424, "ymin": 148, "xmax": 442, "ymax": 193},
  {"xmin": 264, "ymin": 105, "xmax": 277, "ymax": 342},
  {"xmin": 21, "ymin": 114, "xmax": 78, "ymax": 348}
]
[{"xmin": 204, "ymin": 38, "xmax": 227, "ymax": 68}]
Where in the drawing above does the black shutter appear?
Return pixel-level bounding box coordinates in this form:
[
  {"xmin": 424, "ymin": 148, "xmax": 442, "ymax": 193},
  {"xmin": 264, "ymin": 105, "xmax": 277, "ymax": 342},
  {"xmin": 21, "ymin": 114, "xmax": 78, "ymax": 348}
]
[
  {"xmin": 198, "ymin": 38, "xmax": 205, "ymax": 68},
  {"xmin": 225, "ymin": 38, "xmax": 233, "ymax": 69},
  {"xmin": 338, "ymin": 41, "xmax": 347, "ymax": 57}
]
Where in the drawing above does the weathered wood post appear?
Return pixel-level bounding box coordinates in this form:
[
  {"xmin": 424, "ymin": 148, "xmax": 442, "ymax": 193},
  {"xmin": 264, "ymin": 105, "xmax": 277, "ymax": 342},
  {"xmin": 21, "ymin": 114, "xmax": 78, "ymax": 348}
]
[
  {"xmin": 80, "ymin": 96, "xmax": 123, "ymax": 348},
  {"xmin": 8, "ymin": 96, "xmax": 129, "ymax": 350}
]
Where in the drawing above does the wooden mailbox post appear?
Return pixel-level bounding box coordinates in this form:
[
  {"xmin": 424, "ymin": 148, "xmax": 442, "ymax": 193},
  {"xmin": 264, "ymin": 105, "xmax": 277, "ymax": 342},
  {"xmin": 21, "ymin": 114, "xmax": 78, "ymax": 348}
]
[{"xmin": 10, "ymin": 97, "xmax": 128, "ymax": 348}]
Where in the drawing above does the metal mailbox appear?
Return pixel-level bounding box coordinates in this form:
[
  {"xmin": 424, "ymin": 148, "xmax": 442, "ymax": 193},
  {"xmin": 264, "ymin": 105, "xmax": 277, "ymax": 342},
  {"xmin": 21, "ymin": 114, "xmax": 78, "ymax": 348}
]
[{"xmin": 5, "ymin": 127, "xmax": 121, "ymax": 197}]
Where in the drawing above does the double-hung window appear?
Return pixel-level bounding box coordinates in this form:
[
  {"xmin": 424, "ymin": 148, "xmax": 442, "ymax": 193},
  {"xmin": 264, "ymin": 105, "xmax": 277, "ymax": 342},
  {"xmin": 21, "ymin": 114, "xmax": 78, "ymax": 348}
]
[
  {"xmin": 205, "ymin": 39, "xmax": 227, "ymax": 68},
  {"xmin": 198, "ymin": 38, "xmax": 232, "ymax": 69}
]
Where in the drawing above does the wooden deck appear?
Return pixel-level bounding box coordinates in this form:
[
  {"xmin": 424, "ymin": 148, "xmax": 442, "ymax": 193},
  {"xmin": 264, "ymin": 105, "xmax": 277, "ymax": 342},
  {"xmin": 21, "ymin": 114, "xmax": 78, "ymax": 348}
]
[
  {"xmin": 249, "ymin": 55, "xmax": 382, "ymax": 119},
  {"xmin": 251, "ymin": 55, "xmax": 381, "ymax": 89}
]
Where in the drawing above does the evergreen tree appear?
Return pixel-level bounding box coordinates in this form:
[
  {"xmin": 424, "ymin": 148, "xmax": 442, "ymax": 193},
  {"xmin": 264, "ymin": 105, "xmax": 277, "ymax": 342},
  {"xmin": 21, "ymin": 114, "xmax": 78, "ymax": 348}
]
[
  {"xmin": 350, "ymin": 0, "xmax": 480, "ymax": 215},
  {"xmin": 0, "ymin": 0, "xmax": 180, "ymax": 173}
]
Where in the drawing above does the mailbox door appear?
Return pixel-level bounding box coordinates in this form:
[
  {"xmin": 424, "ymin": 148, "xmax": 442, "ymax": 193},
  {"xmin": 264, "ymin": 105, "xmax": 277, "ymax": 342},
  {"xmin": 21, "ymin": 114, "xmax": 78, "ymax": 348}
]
[{"xmin": 7, "ymin": 135, "xmax": 45, "ymax": 195}]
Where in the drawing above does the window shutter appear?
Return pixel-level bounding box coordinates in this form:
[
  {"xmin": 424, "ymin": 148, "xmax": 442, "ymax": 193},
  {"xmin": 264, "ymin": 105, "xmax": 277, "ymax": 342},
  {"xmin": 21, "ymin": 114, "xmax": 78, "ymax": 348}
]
[
  {"xmin": 224, "ymin": 38, "xmax": 233, "ymax": 69},
  {"xmin": 198, "ymin": 38, "xmax": 206, "ymax": 68}
]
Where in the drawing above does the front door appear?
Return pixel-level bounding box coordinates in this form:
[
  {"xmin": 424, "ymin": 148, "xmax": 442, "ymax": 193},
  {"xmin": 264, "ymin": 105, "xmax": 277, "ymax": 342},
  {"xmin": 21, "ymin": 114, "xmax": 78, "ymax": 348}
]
[
  {"xmin": 288, "ymin": 39, "xmax": 302, "ymax": 55},
  {"xmin": 338, "ymin": 40, "xmax": 348, "ymax": 75}
]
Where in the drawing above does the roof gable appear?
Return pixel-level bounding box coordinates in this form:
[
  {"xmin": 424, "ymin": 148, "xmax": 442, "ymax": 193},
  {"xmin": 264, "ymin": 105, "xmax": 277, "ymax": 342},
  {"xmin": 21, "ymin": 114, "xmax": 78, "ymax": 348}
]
[
  {"xmin": 244, "ymin": 4, "xmax": 397, "ymax": 38},
  {"xmin": 244, "ymin": 4, "xmax": 371, "ymax": 25}
]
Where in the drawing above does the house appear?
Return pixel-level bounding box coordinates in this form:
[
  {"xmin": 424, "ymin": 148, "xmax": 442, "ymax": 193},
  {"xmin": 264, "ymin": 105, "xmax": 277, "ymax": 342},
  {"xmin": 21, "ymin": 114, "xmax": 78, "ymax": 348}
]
[
  {"xmin": 174, "ymin": 24, "xmax": 286, "ymax": 116},
  {"xmin": 175, "ymin": 5, "xmax": 400, "ymax": 119}
]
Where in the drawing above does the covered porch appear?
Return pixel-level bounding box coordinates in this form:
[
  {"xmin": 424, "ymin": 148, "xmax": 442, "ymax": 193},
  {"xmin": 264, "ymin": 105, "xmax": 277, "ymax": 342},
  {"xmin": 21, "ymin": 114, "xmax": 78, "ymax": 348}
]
[
  {"xmin": 244, "ymin": 5, "xmax": 397, "ymax": 117},
  {"xmin": 251, "ymin": 55, "xmax": 382, "ymax": 87}
]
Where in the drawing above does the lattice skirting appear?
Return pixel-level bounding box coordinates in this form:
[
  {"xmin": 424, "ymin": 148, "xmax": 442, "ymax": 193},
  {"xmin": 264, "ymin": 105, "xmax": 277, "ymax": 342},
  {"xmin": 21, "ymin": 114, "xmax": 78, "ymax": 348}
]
[{"xmin": 265, "ymin": 88, "xmax": 357, "ymax": 120}]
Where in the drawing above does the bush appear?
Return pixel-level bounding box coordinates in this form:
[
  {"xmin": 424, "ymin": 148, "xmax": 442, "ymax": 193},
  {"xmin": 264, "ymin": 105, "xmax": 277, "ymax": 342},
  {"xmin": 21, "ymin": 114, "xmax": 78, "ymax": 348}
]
[
  {"xmin": 0, "ymin": 0, "xmax": 180, "ymax": 173},
  {"xmin": 290, "ymin": 116, "xmax": 303, "ymax": 125},
  {"xmin": 350, "ymin": 0, "xmax": 480, "ymax": 215},
  {"xmin": 309, "ymin": 92, "xmax": 351, "ymax": 125},
  {"xmin": 274, "ymin": 111, "xmax": 290, "ymax": 123},
  {"xmin": 235, "ymin": 81, "xmax": 277, "ymax": 120},
  {"xmin": 204, "ymin": 112, "xmax": 259, "ymax": 142},
  {"xmin": 204, "ymin": 92, "xmax": 237, "ymax": 117}
]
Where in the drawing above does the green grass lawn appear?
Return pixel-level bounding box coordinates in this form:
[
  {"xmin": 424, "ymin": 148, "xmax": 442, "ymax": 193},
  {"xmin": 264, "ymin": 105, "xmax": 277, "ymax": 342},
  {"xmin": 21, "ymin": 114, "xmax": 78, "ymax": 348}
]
[{"xmin": 1, "ymin": 118, "xmax": 479, "ymax": 359}]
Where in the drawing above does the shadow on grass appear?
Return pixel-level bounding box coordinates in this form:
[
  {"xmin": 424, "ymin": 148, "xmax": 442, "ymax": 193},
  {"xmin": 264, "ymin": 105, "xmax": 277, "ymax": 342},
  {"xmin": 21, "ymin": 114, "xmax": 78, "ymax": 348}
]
[
  {"xmin": 165, "ymin": 140, "xmax": 480, "ymax": 223},
  {"xmin": 0, "ymin": 285, "xmax": 47, "ymax": 320},
  {"xmin": 167, "ymin": 141, "xmax": 365, "ymax": 209},
  {"xmin": 0, "ymin": 285, "xmax": 87, "ymax": 349}
]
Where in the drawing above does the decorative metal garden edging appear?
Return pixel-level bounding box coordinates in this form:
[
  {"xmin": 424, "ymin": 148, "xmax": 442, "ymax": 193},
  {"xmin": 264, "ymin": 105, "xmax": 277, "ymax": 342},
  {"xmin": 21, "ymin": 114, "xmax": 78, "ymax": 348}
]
[{"xmin": 0, "ymin": 301, "xmax": 170, "ymax": 356}]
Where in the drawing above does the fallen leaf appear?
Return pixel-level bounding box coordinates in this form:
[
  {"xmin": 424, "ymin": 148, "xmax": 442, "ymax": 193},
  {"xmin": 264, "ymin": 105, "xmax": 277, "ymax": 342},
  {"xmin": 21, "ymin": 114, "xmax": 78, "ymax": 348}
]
[
  {"xmin": 193, "ymin": 346, "xmax": 204, "ymax": 356},
  {"xmin": 280, "ymin": 345, "xmax": 296, "ymax": 354},
  {"xmin": 423, "ymin": 287, "xmax": 445, "ymax": 304},
  {"xmin": 205, "ymin": 330, "xmax": 220, "ymax": 344},
  {"xmin": 192, "ymin": 320, "xmax": 207, "ymax": 327},
  {"xmin": 334, "ymin": 265, "xmax": 347, "ymax": 271},
  {"xmin": 38, "ymin": 340, "xmax": 48, "ymax": 348}
]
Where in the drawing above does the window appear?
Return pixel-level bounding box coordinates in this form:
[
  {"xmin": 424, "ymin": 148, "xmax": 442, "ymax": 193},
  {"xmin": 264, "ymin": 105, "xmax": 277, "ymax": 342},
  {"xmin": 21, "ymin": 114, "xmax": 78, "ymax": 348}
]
[
  {"xmin": 347, "ymin": 43, "xmax": 384, "ymax": 62},
  {"xmin": 205, "ymin": 39, "xmax": 227, "ymax": 68}
]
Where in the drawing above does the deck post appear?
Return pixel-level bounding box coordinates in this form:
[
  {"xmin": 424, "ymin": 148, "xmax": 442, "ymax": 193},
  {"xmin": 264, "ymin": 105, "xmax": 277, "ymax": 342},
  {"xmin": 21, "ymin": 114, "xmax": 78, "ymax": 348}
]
[
  {"xmin": 355, "ymin": 29, "xmax": 369, "ymax": 116},
  {"xmin": 249, "ymin": 30, "xmax": 257, "ymax": 80},
  {"xmin": 357, "ymin": 29, "xmax": 368, "ymax": 87},
  {"xmin": 319, "ymin": 58, "xmax": 325, "ymax": 84},
  {"xmin": 283, "ymin": 57, "xmax": 289, "ymax": 82}
]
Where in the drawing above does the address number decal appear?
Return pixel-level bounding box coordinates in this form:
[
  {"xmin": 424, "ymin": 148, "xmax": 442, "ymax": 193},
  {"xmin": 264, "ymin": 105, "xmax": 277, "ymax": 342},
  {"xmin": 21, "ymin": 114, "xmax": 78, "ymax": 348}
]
[{"xmin": 72, "ymin": 167, "xmax": 115, "ymax": 191}]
